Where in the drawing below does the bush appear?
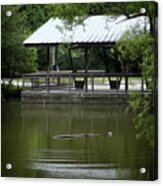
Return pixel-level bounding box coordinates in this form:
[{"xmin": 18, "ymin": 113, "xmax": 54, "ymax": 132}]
[{"xmin": 1, "ymin": 84, "xmax": 22, "ymax": 99}]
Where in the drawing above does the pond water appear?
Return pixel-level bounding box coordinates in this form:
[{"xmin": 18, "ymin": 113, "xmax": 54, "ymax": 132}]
[{"xmin": 1, "ymin": 100, "xmax": 155, "ymax": 180}]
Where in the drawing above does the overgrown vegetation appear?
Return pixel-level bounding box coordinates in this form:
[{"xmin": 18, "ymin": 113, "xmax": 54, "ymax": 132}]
[
  {"xmin": 129, "ymin": 93, "xmax": 155, "ymax": 146},
  {"xmin": 1, "ymin": 6, "xmax": 38, "ymax": 84},
  {"xmin": 1, "ymin": 84, "xmax": 22, "ymax": 100},
  {"xmin": 117, "ymin": 32, "xmax": 157, "ymax": 146}
]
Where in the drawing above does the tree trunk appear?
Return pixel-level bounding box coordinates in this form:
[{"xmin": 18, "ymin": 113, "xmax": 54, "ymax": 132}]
[{"xmin": 6, "ymin": 77, "xmax": 13, "ymax": 90}]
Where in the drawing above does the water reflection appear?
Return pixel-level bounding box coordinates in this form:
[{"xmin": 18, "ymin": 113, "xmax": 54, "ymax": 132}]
[{"xmin": 1, "ymin": 100, "xmax": 154, "ymax": 180}]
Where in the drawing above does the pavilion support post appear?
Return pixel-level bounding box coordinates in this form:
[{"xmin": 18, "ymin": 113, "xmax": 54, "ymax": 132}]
[
  {"xmin": 54, "ymin": 46, "xmax": 60, "ymax": 86},
  {"xmin": 103, "ymin": 47, "xmax": 109, "ymax": 73},
  {"xmin": 69, "ymin": 75, "xmax": 72, "ymax": 92},
  {"xmin": 125, "ymin": 76, "xmax": 128, "ymax": 92},
  {"xmin": 52, "ymin": 46, "xmax": 57, "ymax": 70},
  {"xmin": 141, "ymin": 76, "xmax": 144, "ymax": 92},
  {"xmin": 125, "ymin": 65, "xmax": 128, "ymax": 92},
  {"xmin": 85, "ymin": 47, "xmax": 92, "ymax": 92},
  {"xmin": 46, "ymin": 47, "xmax": 50, "ymax": 93},
  {"xmin": 22, "ymin": 76, "xmax": 25, "ymax": 89},
  {"xmin": 68, "ymin": 48, "xmax": 75, "ymax": 87},
  {"xmin": 103, "ymin": 47, "xmax": 111, "ymax": 87},
  {"xmin": 91, "ymin": 76, "xmax": 94, "ymax": 91},
  {"xmin": 52, "ymin": 45, "xmax": 60, "ymax": 85},
  {"xmin": 31, "ymin": 78, "xmax": 34, "ymax": 89},
  {"xmin": 116, "ymin": 75, "xmax": 119, "ymax": 93},
  {"xmin": 68, "ymin": 48, "xmax": 75, "ymax": 72},
  {"xmin": 85, "ymin": 48, "xmax": 88, "ymax": 92}
]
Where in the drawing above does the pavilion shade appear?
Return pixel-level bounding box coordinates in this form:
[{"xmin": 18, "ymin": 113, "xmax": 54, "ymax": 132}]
[{"xmin": 23, "ymin": 15, "xmax": 150, "ymax": 46}]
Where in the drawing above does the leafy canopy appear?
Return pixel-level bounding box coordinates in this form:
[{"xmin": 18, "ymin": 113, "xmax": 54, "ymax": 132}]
[
  {"xmin": 118, "ymin": 31, "xmax": 156, "ymax": 146},
  {"xmin": 1, "ymin": 5, "xmax": 38, "ymax": 79}
]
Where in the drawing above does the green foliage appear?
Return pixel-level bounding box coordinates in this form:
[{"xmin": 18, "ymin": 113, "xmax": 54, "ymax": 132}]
[
  {"xmin": 106, "ymin": 47, "xmax": 122, "ymax": 73},
  {"xmin": 90, "ymin": 48, "xmax": 106, "ymax": 70},
  {"xmin": 45, "ymin": 1, "xmax": 156, "ymax": 35},
  {"xmin": 117, "ymin": 32, "xmax": 155, "ymax": 80},
  {"xmin": 1, "ymin": 5, "xmax": 38, "ymax": 80},
  {"xmin": 1, "ymin": 84, "xmax": 22, "ymax": 99},
  {"xmin": 88, "ymin": 1, "xmax": 155, "ymax": 15},
  {"xmin": 20, "ymin": 5, "xmax": 48, "ymax": 31},
  {"xmin": 37, "ymin": 48, "xmax": 48, "ymax": 71},
  {"xmin": 57, "ymin": 46, "xmax": 70, "ymax": 70},
  {"xmin": 45, "ymin": 4, "xmax": 88, "ymax": 24},
  {"xmin": 117, "ymin": 32, "xmax": 154, "ymax": 72},
  {"xmin": 129, "ymin": 93, "xmax": 155, "ymax": 146},
  {"xmin": 140, "ymin": 37, "xmax": 155, "ymax": 89},
  {"xmin": 89, "ymin": 1, "xmax": 157, "ymax": 36},
  {"xmin": 118, "ymin": 33, "xmax": 156, "ymax": 146}
]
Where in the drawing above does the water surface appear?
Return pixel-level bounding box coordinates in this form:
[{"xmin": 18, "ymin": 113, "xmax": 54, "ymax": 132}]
[{"xmin": 1, "ymin": 100, "xmax": 155, "ymax": 180}]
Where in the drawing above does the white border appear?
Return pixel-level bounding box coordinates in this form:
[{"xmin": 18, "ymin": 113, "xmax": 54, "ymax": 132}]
[{"xmin": 0, "ymin": 0, "xmax": 163, "ymax": 186}]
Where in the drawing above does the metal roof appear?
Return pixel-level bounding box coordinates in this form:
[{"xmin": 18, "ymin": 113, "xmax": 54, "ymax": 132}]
[{"xmin": 23, "ymin": 15, "xmax": 149, "ymax": 46}]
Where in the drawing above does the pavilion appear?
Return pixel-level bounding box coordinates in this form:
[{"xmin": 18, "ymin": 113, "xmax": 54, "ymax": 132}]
[{"xmin": 22, "ymin": 15, "xmax": 149, "ymax": 94}]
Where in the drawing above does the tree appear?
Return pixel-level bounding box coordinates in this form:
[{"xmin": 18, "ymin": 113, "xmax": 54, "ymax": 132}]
[
  {"xmin": 43, "ymin": 2, "xmax": 157, "ymax": 36},
  {"xmin": 1, "ymin": 5, "xmax": 38, "ymax": 85},
  {"xmin": 117, "ymin": 32, "xmax": 156, "ymax": 146},
  {"xmin": 88, "ymin": 1, "xmax": 157, "ymax": 37},
  {"xmin": 130, "ymin": 35, "xmax": 156, "ymax": 147},
  {"xmin": 19, "ymin": 5, "xmax": 48, "ymax": 32},
  {"xmin": 116, "ymin": 31, "xmax": 152, "ymax": 73}
]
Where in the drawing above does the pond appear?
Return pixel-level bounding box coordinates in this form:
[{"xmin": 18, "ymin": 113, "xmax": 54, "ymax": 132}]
[{"xmin": 1, "ymin": 100, "xmax": 155, "ymax": 180}]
